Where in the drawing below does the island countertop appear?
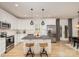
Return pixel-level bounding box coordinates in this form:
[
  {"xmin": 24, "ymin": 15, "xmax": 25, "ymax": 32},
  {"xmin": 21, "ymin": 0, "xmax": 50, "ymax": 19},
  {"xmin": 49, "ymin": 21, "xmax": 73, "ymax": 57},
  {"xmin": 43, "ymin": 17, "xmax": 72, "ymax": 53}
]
[{"xmin": 22, "ymin": 35, "xmax": 51, "ymax": 39}]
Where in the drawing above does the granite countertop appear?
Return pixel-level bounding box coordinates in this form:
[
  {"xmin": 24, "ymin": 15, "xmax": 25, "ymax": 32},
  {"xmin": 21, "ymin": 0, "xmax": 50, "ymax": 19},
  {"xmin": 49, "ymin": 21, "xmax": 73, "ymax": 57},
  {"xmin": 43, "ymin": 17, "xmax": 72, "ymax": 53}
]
[{"xmin": 22, "ymin": 35, "xmax": 51, "ymax": 40}]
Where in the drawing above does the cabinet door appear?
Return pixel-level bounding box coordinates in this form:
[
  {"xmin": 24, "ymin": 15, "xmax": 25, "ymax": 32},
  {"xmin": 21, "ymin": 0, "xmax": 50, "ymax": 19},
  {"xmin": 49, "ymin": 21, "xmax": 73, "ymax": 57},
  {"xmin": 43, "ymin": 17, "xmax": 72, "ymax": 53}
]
[{"xmin": 0, "ymin": 38, "xmax": 5, "ymax": 56}]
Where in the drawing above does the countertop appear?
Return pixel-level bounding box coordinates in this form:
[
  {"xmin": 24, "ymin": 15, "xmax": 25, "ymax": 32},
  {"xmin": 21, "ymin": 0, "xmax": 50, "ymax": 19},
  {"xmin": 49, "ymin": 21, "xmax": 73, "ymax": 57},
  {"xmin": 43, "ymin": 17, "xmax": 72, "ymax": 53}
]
[{"xmin": 22, "ymin": 35, "xmax": 51, "ymax": 40}]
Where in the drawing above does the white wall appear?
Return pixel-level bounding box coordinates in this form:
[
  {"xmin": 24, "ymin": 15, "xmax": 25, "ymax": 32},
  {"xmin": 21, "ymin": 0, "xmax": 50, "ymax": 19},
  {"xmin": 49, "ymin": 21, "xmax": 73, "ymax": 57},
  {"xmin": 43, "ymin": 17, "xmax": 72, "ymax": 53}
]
[
  {"xmin": 0, "ymin": 8, "xmax": 56, "ymax": 45},
  {"xmin": 0, "ymin": 8, "xmax": 19, "ymax": 45},
  {"xmin": 0, "ymin": 8, "xmax": 18, "ymax": 35},
  {"xmin": 72, "ymin": 18, "xmax": 78, "ymax": 37},
  {"xmin": 17, "ymin": 18, "xmax": 56, "ymax": 36},
  {"xmin": 60, "ymin": 18, "xmax": 79, "ymax": 40},
  {"xmin": 13, "ymin": 18, "xmax": 56, "ymax": 43},
  {"xmin": 0, "ymin": 9, "xmax": 18, "ymax": 29}
]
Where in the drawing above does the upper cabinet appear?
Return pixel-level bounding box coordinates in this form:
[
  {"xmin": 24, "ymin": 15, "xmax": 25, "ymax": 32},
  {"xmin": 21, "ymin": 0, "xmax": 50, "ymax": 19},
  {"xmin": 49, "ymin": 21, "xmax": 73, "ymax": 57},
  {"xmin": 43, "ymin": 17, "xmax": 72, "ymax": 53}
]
[{"xmin": 0, "ymin": 21, "xmax": 11, "ymax": 29}]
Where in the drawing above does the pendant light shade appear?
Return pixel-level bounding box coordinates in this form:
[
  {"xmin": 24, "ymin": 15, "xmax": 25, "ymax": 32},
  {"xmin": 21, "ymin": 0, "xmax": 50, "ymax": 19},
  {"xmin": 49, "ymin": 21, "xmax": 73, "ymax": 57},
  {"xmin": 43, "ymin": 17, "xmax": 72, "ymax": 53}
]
[
  {"xmin": 41, "ymin": 8, "xmax": 45, "ymax": 25},
  {"xmin": 41, "ymin": 21, "xmax": 45, "ymax": 25},
  {"xmin": 30, "ymin": 20, "xmax": 34, "ymax": 25},
  {"xmin": 30, "ymin": 8, "xmax": 34, "ymax": 25}
]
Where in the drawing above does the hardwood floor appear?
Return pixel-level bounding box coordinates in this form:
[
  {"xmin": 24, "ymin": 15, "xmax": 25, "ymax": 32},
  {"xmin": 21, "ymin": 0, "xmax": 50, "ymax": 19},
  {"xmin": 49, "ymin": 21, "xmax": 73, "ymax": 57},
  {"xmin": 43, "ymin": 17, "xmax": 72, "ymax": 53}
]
[
  {"xmin": 2, "ymin": 41, "xmax": 79, "ymax": 57},
  {"xmin": 51, "ymin": 41, "xmax": 79, "ymax": 57}
]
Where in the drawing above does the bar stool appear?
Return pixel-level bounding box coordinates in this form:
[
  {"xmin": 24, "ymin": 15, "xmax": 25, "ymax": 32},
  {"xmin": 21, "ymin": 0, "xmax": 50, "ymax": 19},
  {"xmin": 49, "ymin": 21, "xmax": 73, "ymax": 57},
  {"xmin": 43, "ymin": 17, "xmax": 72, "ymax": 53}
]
[
  {"xmin": 76, "ymin": 40, "xmax": 79, "ymax": 49},
  {"xmin": 40, "ymin": 43, "xmax": 48, "ymax": 57},
  {"xmin": 72, "ymin": 37, "xmax": 77, "ymax": 47},
  {"xmin": 25, "ymin": 43, "xmax": 35, "ymax": 57}
]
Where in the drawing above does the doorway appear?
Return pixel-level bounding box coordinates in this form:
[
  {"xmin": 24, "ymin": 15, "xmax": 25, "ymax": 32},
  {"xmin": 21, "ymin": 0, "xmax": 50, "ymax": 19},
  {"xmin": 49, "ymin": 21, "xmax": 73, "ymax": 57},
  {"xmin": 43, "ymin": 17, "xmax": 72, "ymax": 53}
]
[{"xmin": 64, "ymin": 25, "xmax": 69, "ymax": 38}]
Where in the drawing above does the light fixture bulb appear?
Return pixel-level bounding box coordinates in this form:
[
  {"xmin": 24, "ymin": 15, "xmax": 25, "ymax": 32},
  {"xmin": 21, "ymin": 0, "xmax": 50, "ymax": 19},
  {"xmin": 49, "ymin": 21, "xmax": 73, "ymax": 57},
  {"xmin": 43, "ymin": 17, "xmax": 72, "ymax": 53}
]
[{"xmin": 15, "ymin": 4, "xmax": 19, "ymax": 7}]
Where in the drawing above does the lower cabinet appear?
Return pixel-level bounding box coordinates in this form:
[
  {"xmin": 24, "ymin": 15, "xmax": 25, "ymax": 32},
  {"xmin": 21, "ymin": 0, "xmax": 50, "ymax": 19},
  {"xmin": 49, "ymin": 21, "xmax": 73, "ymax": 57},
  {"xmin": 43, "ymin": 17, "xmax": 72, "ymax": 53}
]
[{"xmin": 0, "ymin": 38, "xmax": 5, "ymax": 56}]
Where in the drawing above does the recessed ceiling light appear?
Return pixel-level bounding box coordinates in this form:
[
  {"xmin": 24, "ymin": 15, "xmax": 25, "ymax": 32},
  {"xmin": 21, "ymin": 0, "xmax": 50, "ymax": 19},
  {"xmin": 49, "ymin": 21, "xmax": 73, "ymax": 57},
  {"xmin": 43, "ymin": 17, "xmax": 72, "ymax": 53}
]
[{"xmin": 15, "ymin": 4, "xmax": 19, "ymax": 7}]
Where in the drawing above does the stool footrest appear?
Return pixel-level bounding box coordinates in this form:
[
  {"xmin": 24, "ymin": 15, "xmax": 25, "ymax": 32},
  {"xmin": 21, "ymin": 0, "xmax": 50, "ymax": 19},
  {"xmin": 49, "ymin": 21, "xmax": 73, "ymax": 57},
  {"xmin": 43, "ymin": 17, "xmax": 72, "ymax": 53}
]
[
  {"xmin": 26, "ymin": 48, "xmax": 35, "ymax": 57},
  {"xmin": 40, "ymin": 48, "xmax": 48, "ymax": 57}
]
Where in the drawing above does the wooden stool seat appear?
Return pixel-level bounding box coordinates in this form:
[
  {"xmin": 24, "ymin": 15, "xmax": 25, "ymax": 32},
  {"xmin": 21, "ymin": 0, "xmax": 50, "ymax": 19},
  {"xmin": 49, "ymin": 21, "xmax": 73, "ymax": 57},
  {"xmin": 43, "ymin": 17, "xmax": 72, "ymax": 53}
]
[
  {"xmin": 39, "ymin": 43, "xmax": 48, "ymax": 57},
  {"xmin": 25, "ymin": 43, "xmax": 35, "ymax": 57},
  {"xmin": 26, "ymin": 43, "xmax": 34, "ymax": 47},
  {"xmin": 40, "ymin": 43, "xmax": 48, "ymax": 48}
]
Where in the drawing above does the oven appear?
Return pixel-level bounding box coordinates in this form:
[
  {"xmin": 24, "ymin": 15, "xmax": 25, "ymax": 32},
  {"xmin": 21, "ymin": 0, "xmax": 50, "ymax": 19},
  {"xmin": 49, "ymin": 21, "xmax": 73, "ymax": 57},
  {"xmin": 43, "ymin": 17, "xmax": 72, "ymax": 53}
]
[{"xmin": 5, "ymin": 35, "xmax": 14, "ymax": 53}]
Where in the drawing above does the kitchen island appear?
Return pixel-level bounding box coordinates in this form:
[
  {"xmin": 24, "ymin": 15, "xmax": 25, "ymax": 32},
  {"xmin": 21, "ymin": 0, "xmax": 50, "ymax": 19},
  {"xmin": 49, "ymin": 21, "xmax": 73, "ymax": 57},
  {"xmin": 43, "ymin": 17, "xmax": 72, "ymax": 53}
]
[{"xmin": 22, "ymin": 35, "xmax": 51, "ymax": 55}]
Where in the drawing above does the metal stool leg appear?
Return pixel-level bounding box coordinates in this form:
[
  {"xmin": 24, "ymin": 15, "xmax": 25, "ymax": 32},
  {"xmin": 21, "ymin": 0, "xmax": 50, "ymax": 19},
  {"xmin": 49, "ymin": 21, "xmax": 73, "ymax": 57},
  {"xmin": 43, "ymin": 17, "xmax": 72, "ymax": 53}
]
[
  {"xmin": 77, "ymin": 43, "xmax": 79, "ymax": 49},
  {"xmin": 40, "ymin": 48, "xmax": 48, "ymax": 57},
  {"xmin": 73, "ymin": 41, "xmax": 76, "ymax": 47},
  {"xmin": 45, "ymin": 51, "xmax": 48, "ymax": 57},
  {"xmin": 26, "ymin": 48, "xmax": 34, "ymax": 57}
]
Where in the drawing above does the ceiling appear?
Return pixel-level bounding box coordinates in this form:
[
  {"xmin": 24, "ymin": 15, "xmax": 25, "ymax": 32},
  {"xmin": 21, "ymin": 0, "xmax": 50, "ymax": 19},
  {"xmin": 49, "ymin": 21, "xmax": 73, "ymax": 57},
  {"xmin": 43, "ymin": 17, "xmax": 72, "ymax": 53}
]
[{"xmin": 0, "ymin": 2, "xmax": 79, "ymax": 19}]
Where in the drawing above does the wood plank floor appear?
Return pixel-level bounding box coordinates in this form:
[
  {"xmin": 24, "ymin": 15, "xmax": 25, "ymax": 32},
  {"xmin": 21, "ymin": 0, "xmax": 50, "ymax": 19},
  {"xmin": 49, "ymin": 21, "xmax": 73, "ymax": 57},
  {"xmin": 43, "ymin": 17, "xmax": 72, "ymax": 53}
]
[{"xmin": 2, "ymin": 41, "xmax": 79, "ymax": 57}]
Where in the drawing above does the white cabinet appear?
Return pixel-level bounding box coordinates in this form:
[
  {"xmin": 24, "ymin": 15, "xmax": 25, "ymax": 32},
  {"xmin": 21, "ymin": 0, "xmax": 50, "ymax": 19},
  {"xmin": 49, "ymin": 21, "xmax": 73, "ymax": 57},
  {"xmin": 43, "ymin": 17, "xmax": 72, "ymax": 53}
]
[
  {"xmin": 11, "ymin": 20, "xmax": 18, "ymax": 30},
  {"xmin": 14, "ymin": 34, "xmax": 26, "ymax": 45},
  {"xmin": 0, "ymin": 38, "xmax": 6, "ymax": 56},
  {"xmin": 14, "ymin": 34, "xmax": 20, "ymax": 45}
]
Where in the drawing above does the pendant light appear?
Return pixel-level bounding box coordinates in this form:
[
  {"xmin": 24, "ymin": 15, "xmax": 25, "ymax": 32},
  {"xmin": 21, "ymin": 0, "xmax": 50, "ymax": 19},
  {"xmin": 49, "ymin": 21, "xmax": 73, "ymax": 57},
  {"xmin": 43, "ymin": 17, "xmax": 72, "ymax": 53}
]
[
  {"xmin": 41, "ymin": 8, "xmax": 45, "ymax": 25},
  {"xmin": 41, "ymin": 21, "xmax": 45, "ymax": 25},
  {"xmin": 30, "ymin": 20, "xmax": 34, "ymax": 25},
  {"xmin": 30, "ymin": 8, "xmax": 34, "ymax": 25}
]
